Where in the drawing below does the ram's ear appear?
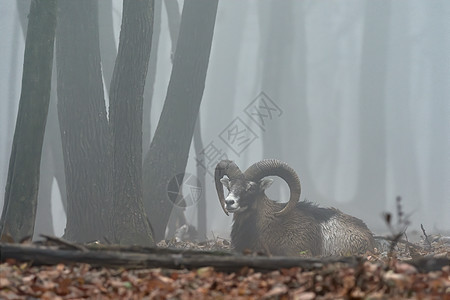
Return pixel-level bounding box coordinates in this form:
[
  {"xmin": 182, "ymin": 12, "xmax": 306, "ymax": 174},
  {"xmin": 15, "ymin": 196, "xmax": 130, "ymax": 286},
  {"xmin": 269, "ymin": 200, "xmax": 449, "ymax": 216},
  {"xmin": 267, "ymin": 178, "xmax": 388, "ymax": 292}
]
[
  {"xmin": 220, "ymin": 177, "xmax": 230, "ymax": 188},
  {"xmin": 259, "ymin": 178, "xmax": 273, "ymax": 191}
]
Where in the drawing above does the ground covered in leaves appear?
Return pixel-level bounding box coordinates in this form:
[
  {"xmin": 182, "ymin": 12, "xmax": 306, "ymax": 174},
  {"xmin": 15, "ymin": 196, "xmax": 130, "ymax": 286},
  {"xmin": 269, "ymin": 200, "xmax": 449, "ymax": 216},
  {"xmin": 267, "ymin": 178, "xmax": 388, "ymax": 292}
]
[{"xmin": 1, "ymin": 236, "xmax": 449, "ymax": 299}]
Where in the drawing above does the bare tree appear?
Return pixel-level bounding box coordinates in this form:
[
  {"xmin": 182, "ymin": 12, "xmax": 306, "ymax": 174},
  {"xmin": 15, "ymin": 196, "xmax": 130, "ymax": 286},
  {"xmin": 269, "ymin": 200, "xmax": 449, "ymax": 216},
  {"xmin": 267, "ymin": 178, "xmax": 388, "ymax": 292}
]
[
  {"xmin": 0, "ymin": 0, "xmax": 57, "ymax": 242},
  {"xmin": 56, "ymin": 0, "xmax": 114, "ymax": 243},
  {"xmin": 143, "ymin": 0, "xmax": 219, "ymax": 241},
  {"xmin": 109, "ymin": 0, "xmax": 155, "ymax": 246},
  {"xmin": 15, "ymin": 0, "xmax": 66, "ymax": 239}
]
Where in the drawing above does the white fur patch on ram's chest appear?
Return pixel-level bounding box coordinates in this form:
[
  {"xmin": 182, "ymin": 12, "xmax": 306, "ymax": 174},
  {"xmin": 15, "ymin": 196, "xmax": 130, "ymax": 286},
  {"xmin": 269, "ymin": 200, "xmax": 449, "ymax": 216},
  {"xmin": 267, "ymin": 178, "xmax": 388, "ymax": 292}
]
[{"xmin": 320, "ymin": 216, "xmax": 358, "ymax": 256}]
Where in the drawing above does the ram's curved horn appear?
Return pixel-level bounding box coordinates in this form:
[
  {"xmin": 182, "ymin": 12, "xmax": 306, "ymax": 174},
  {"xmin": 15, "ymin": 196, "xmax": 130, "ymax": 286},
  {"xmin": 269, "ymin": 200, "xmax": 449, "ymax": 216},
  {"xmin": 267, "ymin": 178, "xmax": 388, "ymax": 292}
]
[
  {"xmin": 214, "ymin": 160, "xmax": 245, "ymax": 215},
  {"xmin": 244, "ymin": 159, "xmax": 301, "ymax": 216}
]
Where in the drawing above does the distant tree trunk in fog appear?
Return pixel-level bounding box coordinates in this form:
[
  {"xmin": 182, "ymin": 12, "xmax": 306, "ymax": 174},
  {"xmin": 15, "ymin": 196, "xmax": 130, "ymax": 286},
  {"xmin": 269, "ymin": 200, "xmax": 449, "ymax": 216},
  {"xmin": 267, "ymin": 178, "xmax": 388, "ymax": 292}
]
[
  {"xmin": 16, "ymin": 0, "xmax": 65, "ymax": 238},
  {"xmin": 109, "ymin": 0, "xmax": 155, "ymax": 246},
  {"xmin": 386, "ymin": 2, "xmax": 420, "ymax": 216},
  {"xmin": 259, "ymin": 0, "xmax": 294, "ymax": 159},
  {"xmin": 286, "ymin": 2, "xmax": 311, "ymax": 200},
  {"xmin": 0, "ymin": 1, "xmax": 28, "ymax": 202},
  {"xmin": 34, "ymin": 95, "xmax": 58, "ymax": 238},
  {"xmin": 36, "ymin": 63, "xmax": 68, "ymax": 237},
  {"xmin": 143, "ymin": 0, "xmax": 219, "ymax": 242},
  {"xmin": 350, "ymin": 1, "xmax": 390, "ymax": 225},
  {"xmin": 164, "ymin": 0, "xmax": 181, "ymax": 61},
  {"xmin": 143, "ymin": 0, "xmax": 162, "ymax": 156},
  {"xmin": 203, "ymin": 1, "xmax": 246, "ymax": 154},
  {"xmin": 259, "ymin": 1, "xmax": 311, "ymax": 203},
  {"xmin": 426, "ymin": 3, "xmax": 450, "ymax": 224},
  {"xmin": 163, "ymin": 0, "xmax": 212, "ymax": 239},
  {"xmin": 163, "ymin": 0, "xmax": 199, "ymax": 240},
  {"xmin": 56, "ymin": 0, "xmax": 113, "ymax": 243},
  {"xmin": 98, "ymin": 0, "xmax": 118, "ymax": 92},
  {"xmin": 0, "ymin": 0, "xmax": 57, "ymax": 242},
  {"xmin": 194, "ymin": 117, "xmax": 207, "ymax": 240}
]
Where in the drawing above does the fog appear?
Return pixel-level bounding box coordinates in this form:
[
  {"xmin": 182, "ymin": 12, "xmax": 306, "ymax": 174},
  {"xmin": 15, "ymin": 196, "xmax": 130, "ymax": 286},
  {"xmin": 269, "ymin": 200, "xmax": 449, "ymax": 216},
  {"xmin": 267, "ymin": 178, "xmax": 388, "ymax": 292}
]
[{"xmin": 0, "ymin": 0, "xmax": 449, "ymax": 241}]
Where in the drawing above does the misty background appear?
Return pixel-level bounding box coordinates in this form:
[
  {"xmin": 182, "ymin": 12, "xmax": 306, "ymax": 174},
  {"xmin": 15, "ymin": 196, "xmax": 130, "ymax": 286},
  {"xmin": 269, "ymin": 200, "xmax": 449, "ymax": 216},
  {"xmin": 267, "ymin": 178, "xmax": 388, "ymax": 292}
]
[{"xmin": 0, "ymin": 0, "xmax": 449, "ymax": 241}]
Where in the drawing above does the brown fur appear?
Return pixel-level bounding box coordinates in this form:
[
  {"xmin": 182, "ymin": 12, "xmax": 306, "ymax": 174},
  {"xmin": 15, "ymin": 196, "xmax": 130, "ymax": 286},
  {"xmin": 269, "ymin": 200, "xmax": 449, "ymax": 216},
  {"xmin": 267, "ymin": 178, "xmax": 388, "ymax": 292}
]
[{"xmin": 216, "ymin": 159, "xmax": 375, "ymax": 257}]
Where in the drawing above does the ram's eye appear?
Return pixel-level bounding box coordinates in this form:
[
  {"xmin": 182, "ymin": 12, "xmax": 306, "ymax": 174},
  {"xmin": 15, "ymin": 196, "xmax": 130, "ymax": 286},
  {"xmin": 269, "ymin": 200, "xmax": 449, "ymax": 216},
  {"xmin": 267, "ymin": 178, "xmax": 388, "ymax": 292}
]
[{"xmin": 246, "ymin": 182, "xmax": 256, "ymax": 192}]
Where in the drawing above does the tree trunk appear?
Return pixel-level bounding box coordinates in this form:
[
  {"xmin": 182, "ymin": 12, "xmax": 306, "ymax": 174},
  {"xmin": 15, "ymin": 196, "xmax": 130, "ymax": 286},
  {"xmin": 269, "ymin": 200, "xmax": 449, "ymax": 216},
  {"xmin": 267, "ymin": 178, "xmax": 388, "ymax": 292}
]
[
  {"xmin": 56, "ymin": 0, "xmax": 113, "ymax": 243},
  {"xmin": 194, "ymin": 116, "xmax": 207, "ymax": 240},
  {"xmin": 164, "ymin": 0, "xmax": 181, "ymax": 61},
  {"xmin": 347, "ymin": 1, "xmax": 390, "ymax": 229},
  {"xmin": 143, "ymin": 0, "xmax": 163, "ymax": 157},
  {"xmin": 0, "ymin": 0, "xmax": 57, "ymax": 242},
  {"xmin": 426, "ymin": 3, "xmax": 450, "ymax": 227},
  {"xmin": 259, "ymin": 1, "xmax": 296, "ymax": 202},
  {"xmin": 143, "ymin": 0, "xmax": 219, "ymax": 242},
  {"xmin": 385, "ymin": 2, "xmax": 420, "ymax": 222},
  {"xmin": 98, "ymin": 0, "xmax": 118, "ymax": 93},
  {"xmin": 109, "ymin": 0, "xmax": 155, "ymax": 246}
]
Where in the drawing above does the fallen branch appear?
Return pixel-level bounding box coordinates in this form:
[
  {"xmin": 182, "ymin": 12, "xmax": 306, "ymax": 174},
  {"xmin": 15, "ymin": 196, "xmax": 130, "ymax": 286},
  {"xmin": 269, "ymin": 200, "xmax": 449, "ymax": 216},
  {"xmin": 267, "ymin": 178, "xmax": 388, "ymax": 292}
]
[
  {"xmin": 2, "ymin": 242, "xmax": 447, "ymax": 273},
  {"xmin": 1, "ymin": 243, "xmax": 361, "ymax": 272}
]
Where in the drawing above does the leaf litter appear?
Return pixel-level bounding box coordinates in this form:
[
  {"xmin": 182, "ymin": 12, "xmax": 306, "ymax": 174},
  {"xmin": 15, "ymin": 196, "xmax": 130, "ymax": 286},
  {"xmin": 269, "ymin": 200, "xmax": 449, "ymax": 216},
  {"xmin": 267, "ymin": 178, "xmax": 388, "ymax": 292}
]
[{"xmin": 1, "ymin": 235, "xmax": 449, "ymax": 299}]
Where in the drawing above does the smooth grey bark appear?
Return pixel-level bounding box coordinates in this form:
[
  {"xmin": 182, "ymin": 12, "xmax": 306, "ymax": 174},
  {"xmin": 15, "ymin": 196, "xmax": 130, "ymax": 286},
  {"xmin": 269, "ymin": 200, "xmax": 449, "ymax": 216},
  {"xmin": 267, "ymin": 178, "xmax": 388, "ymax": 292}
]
[
  {"xmin": 109, "ymin": 0, "xmax": 155, "ymax": 246},
  {"xmin": 16, "ymin": 0, "xmax": 66, "ymax": 238},
  {"xmin": 143, "ymin": 0, "xmax": 219, "ymax": 242},
  {"xmin": 162, "ymin": 0, "xmax": 194, "ymax": 240},
  {"xmin": 0, "ymin": 0, "xmax": 57, "ymax": 242},
  {"xmin": 164, "ymin": 0, "xmax": 207, "ymax": 240},
  {"xmin": 56, "ymin": 0, "xmax": 113, "ymax": 243}
]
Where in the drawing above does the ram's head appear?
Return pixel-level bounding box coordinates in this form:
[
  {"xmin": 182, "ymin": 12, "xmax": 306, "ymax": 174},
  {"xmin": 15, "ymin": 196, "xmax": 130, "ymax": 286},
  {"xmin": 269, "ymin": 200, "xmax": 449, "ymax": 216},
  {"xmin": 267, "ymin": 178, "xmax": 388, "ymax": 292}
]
[{"xmin": 214, "ymin": 159, "xmax": 301, "ymax": 216}]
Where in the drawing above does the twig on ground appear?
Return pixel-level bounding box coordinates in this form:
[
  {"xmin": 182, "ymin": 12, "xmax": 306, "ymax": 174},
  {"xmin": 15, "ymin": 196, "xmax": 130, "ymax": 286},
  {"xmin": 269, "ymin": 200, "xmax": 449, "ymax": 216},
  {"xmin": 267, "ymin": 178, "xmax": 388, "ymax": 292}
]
[
  {"xmin": 40, "ymin": 234, "xmax": 88, "ymax": 252},
  {"xmin": 382, "ymin": 196, "xmax": 410, "ymax": 258},
  {"xmin": 420, "ymin": 224, "xmax": 432, "ymax": 251}
]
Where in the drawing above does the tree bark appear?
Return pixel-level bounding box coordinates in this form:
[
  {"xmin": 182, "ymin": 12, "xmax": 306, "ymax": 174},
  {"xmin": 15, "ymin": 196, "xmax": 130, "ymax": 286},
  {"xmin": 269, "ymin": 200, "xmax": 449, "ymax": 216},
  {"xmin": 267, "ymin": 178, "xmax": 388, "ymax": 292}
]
[
  {"xmin": 143, "ymin": 0, "xmax": 219, "ymax": 242},
  {"xmin": 56, "ymin": 0, "xmax": 113, "ymax": 243},
  {"xmin": 109, "ymin": 0, "xmax": 155, "ymax": 246},
  {"xmin": 0, "ymin": 0, "xmax": 57, "ymax": 242}
]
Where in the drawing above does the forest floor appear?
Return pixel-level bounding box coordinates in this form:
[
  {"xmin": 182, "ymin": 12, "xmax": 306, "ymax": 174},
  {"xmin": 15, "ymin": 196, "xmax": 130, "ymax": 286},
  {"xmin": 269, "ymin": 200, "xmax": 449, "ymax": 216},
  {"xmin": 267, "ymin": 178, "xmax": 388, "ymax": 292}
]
[{"xmin": 1, "ymin": 234, "xmax": 449, "ymax": 299}]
